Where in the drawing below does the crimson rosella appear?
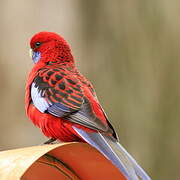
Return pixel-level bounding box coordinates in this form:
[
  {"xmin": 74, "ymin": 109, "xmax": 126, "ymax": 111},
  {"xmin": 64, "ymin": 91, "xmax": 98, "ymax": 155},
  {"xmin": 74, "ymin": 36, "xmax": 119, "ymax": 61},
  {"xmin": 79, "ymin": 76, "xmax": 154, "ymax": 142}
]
[{"xmin": 25, "ymin": 31, "xmax": 151, "ymax": 180}]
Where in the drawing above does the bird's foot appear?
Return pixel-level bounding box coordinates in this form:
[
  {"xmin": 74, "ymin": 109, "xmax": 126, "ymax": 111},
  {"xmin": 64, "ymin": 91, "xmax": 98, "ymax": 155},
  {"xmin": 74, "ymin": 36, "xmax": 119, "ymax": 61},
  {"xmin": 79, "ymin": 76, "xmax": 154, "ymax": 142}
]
[{"xmin": 43, "ymin": 138, "xmax": 57, "ymax": 144}]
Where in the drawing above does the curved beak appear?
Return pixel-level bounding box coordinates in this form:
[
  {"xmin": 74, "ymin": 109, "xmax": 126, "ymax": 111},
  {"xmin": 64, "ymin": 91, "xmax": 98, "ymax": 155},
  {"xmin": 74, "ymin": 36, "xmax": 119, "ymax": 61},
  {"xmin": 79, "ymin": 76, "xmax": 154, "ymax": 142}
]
[{"xmin": 29, "ymin": 49, "xmax": 33, "ymax": 59}]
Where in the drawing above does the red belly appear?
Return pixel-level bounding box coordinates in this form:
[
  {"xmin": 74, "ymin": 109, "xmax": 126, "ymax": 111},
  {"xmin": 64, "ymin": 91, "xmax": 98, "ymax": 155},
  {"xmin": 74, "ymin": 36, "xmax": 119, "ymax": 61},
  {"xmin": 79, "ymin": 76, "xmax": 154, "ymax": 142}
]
[{"xmin": 27, "ymin": 104, "xmax": 81, "ymax": 142}]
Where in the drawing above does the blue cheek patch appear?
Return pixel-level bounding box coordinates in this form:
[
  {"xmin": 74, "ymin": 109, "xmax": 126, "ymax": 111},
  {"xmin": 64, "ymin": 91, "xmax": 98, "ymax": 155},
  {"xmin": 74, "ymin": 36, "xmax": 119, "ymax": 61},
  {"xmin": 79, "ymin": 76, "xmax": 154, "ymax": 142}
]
[{"xmin": 32, "ymin": 51, "xmax": 41, "ymax": 63}]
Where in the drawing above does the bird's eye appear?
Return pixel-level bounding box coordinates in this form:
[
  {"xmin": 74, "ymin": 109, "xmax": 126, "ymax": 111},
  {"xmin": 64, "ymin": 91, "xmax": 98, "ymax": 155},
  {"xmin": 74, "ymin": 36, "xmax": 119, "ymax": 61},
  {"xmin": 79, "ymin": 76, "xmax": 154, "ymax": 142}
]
[{"xmin": 35, "ymin": 42, "xmax": 41, "ymax": 48}]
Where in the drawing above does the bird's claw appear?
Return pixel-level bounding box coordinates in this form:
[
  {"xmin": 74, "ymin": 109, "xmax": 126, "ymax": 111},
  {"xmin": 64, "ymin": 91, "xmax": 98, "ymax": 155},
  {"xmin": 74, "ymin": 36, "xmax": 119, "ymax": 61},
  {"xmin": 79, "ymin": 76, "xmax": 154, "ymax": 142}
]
[{"xmin": 43, "ymin": 138, "xmax": 57, "ymax": 144}]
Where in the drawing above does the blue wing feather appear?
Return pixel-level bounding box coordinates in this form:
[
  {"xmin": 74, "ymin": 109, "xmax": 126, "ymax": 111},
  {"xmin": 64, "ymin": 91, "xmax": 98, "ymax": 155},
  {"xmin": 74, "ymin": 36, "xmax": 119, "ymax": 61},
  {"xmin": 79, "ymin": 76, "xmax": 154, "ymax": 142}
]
[
  {"xmin": 31, "ymin": 83, "xmax": 110, "ymax": 132},
  {"xmin": 48, "ymin": 103, "xmax": 72, "ymax": 117},
  {"xmin": 31, "ymin": 83, "xmax": 50, "ymax": 112},
  {"xmin": 31, "ymin": 82, "xmax": 70, "ymax": 116}
]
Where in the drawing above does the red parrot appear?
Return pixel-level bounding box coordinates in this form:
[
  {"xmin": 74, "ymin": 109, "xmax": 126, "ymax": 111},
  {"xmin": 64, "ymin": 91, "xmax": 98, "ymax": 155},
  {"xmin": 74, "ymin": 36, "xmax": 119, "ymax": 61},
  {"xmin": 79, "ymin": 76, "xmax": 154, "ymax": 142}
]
[{"xmin": 25, "ymin": 32, "xmax": 151, "ymax": 180}]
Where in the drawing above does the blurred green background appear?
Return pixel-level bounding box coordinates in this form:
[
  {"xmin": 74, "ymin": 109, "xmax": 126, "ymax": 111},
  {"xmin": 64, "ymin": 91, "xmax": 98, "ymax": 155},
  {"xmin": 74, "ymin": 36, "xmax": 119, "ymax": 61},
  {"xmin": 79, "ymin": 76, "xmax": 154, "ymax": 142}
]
[{"xmin": 0, "ymin": 0, "xmax": 180, "ymax": 179}]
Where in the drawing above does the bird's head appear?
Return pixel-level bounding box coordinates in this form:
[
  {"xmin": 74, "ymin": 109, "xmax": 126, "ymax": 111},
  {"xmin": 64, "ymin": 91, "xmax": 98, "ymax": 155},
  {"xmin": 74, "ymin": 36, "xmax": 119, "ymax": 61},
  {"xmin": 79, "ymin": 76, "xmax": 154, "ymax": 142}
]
[{"xmin": 29, "ymin": 31, "xmax": 74, "ymax": 64}]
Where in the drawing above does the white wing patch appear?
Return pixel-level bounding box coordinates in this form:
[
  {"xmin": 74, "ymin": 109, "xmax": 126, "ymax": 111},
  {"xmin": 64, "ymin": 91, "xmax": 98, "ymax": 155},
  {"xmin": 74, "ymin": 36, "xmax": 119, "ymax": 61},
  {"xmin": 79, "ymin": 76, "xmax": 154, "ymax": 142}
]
[{"xmin": 31, "ymin": 83, "xmax": 50, "ymax": 113}]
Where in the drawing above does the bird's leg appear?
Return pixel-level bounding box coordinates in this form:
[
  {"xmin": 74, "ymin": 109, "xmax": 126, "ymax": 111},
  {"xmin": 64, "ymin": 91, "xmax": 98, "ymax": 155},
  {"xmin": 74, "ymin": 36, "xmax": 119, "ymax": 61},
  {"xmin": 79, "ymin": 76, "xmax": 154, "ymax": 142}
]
[{"xmin": 43, "ymin": 138, "xmax": 57, "ymax": 144}]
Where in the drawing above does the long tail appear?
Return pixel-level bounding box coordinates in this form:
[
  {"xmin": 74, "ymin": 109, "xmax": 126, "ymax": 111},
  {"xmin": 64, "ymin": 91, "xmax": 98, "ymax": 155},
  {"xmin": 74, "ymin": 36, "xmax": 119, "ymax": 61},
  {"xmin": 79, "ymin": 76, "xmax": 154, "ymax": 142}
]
[{"xmin": 73, "ymin": 126, "xmax": 151, "ymax": 180}]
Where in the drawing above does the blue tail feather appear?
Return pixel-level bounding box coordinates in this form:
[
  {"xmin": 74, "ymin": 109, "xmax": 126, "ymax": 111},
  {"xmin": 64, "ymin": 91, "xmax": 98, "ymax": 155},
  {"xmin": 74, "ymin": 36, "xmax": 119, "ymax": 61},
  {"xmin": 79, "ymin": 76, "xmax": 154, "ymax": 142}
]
[{"xmin": 73, "ymin": 126, "xmax": 151, "ymax": 180}]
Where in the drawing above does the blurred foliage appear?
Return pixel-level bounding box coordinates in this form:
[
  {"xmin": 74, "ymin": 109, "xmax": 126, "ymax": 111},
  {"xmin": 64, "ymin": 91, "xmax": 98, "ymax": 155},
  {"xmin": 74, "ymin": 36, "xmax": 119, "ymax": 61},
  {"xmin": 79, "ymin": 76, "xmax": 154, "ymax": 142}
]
[{"xmin": 0, "ymin": 0, "xmax": 180, "ymax": 179}]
